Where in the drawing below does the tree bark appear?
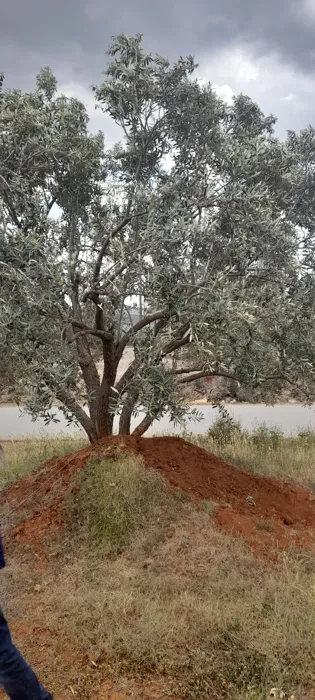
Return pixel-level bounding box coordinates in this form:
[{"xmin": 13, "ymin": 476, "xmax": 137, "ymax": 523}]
[
  {"xmin": 132, "ymin": 413, "xmax": 154, "ymax": 437},
  {"xmin": 95, "ymin": 338, "xmax": 116, "ymax": 437},
  {"xmin": 75, "ymin": 336, "xmax": 100, "ymax": 425},
  {"xmin": 119, "ymin": 389, "xmax": 139, "ymax": 434},
  {"xmin": 56, "ymin": 388, "xmax": 99, "ymax": 443},
  {"xmin": 67, "ymin": 275, "xmax": 101, "ymax": 426}
]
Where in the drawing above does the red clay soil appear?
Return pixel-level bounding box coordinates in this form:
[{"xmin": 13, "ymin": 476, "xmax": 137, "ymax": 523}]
[{"xmin": 2, "ymin": 435, "xmax": 315, "ymax": 560}]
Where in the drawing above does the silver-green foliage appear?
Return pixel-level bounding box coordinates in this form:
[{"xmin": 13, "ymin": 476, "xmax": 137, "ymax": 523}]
[{"xmin": 0, "ymin": 35, "xmax": 310, "ymax": 440}]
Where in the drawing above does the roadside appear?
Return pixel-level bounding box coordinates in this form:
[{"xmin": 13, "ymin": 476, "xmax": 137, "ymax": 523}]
[{"xmin": 1, "ymin": 430, "xmax": 315, "ymax": 698}]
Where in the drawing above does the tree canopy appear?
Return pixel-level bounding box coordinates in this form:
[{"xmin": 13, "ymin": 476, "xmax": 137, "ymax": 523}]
[{"xmin": 0, "ymin": 34, "xmax": 314, "ymax": 440}]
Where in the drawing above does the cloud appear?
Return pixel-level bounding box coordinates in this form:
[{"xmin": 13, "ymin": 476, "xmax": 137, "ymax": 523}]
[
  {"xmin": 59, "ymin": 82, "xmax": 122, "ymax": 144},
  {"xmin": 198, "ymin": 43, "xmax": 315, "ymax": 134},
  {"xmin": 280, "ymin": 93, "xmax": 298, "ymax": 104},
  {"xmin": 212, "ymin": 84, "xmax": 235, "ymax": 105},
  {"xmin": 301, "ymin": 0, "xmax": 315, "ymax": 21},
  {"xmin": 1, "ymin": 0, "xmax": 314, "ymax": 78},
  {"xmin": 1, "ymin": 0, "xmax": 315, "ymax": 134}
]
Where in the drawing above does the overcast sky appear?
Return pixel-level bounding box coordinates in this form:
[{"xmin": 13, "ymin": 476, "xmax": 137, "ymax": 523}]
[{"xmin": 2, "ymin": 0, "xmax": 315, "ymax": 140}]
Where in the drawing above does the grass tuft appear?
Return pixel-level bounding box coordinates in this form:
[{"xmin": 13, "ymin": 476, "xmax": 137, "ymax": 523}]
[{"xmin": 69, "ymin": 451, "xmax": 183, "ymax": 554}]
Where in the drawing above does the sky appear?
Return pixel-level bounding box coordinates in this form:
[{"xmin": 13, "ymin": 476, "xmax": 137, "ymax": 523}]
[{"xmin": 1, "ymin": 0, "xmax": 315, "ymax": 141}]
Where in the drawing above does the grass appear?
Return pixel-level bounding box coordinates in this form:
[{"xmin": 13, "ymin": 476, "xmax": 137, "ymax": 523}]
[
  {"xmin": 2, "ymin": 423, "xmax": 315, "ymax": 491},
  {"xmin": 45, "ymin": 456, "xmax": 315, "ymax": 699},
  {"xmin": 189, "ymin": 424, "xmax": 315, "ymax": 488},
  {"xmin": 0, "ymin": 434, "xmax": 87, "ymax": 489},
  {"xmin": 69, "ymin": 452, "xmax": 183, "ymax": 554},
  {"xmin": 2, "ymin": 428, "xmax": 315, "ymax": 698}
]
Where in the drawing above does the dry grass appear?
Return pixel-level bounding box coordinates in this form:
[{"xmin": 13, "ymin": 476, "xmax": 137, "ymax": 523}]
[
  {"xmin": 2, "ymin": 433, "xmax": 315, "ymax": 698},
  {"xmin": 190, "ymin": 426, "xmax": 315, "ymax": 488},
  {"xmin": 2, "ymin": 425, "xmax": 315, "ymax": 491},
  {"xmin": 23, "ymin": 452, "xmax": 313, "ymax": 700},
  {"xmin": 0, "ymin": 434, "xmax": 87, "ymax": 489},
  {"xmin": 69, "ymin": 452, "xmax": 185, "ymax": 554}
]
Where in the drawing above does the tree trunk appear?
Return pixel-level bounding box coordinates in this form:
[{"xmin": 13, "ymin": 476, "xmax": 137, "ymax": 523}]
[
  {"xmin": 56, "ymin": 388, "xmax": 99, "ymax": 443},
  {"xmin": 119, "ymin": 389, "xmax": 139, "ymax": 434},
  {"xmin": 74, "ymin": 336, "xmax": 100, "ymax": 426},
  {"xmin": 132, "ymin": 413, "xmax": 154, "ymax": 437},
  {"xmin": 95, "ymin": 339, "xmax": 116, "ymax": 438},
  {"xmin": 69, "ymin": 280, "xmax": 101, "ymax": 426}
]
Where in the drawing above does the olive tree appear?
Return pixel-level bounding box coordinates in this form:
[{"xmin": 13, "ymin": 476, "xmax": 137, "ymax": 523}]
[{"xmin": 0, "ymin": 36, "xmax": 304, "ymax": 440}]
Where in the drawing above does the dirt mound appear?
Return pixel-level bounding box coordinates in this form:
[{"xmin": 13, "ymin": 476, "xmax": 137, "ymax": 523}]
[{"xmin": 2, "ymin": 435, "xmax": 315, "ymax": 559}]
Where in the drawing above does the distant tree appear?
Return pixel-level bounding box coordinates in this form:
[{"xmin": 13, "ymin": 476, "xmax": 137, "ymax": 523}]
[{"xmin": 0, "ymin": 35, "xmax": 307, "ymax": 441}]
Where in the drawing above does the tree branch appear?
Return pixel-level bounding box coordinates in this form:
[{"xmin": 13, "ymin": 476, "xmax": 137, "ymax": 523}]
[
  {"xmin": 119, "ymin": 387, "xmax": 139, "ymax": 434},
  {"xmin": 70, "ymin": 319, "xmax": 111, "ymax": 341},
  {"xmin": 115, "ymin": 321, "xmax": 191, "ymax": 395},
  {"xmin": 116, "ymin": 310, "xmax": 169, "ymax": 361},
  {"xmin": 132, "ymin": 413, "xmax": 154, "ymax": 437},
  {"xmin": 171, "ymin": 366, "xmax": 204, "ymax": 375},
  {"xmin": 92, "ymin": 179, "xmax": 147, "ymax": 289},
  {"xmin": 46, "ymin": 194, "xmax": 58, "ymax": 215},
  {"xmin": 56, "ymin": 387, "xmax": 98, "ymax": 443},
  {"xmin": 92, "ymin": 215, "xmax": 132, "ymax": 284},
  {"xmin": 161, "ymin": 335, "xmax": 191, "ymax": 357},
  {"xmin": 177, "ymin": 371, "xmax": 314, "ymax": 403},
  {"xmin": 0, "ymin": 175, "xmax": 21, "ymax": 229},
  {"xmin": 84, "ymin": 210, "xmax": 148, "ymax": 303},
  {"xmin": 178, "ymin": 370, "xmax": 238, "ymax": 384},
  {"xmin": 258, "ymin": 374, "xmax": 313, "ymax": 401},
  {"xmin": 115, "ymin": 359, "xmax": 137, "ymax": 395}
]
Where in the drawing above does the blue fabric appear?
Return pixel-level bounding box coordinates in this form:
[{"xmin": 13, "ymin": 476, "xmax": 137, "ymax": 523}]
[
  {"xmin": 0, "ymin": 442, "xmax": 52, "ymax": 698},
  {"xmin": 0, "ymin": 444, "xmax": 6, "ymax": 569},
  {"xmin": 0, "ymin": 608, "xmax": 52, "ymax": 699},
  {"xmin": 0, "ymin": 537, "xmax": 5, "ymax": 570}
]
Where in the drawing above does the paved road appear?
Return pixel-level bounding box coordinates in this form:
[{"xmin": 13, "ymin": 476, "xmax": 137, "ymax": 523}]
[{"xmin": 1, "ymin": 404, "xmax": 315, "ymax": 439}]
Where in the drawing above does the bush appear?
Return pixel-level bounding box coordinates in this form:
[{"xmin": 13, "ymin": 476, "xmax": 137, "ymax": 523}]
[
  {"xmin": 208, "ymin": 407, "xmax": 242, "ymax": 445},
  {"xmin": 297, "ymin": 428, "xmax": 315, "ymax": 446},
  {"xmin": 251, "ymin": 425, "xmax": 283, "ymax": 450}
]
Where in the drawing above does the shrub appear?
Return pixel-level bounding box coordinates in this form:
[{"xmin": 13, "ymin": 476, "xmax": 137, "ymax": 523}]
[{"xmin": 208, "ymin": 407, "xmax": 242, "ymax": 445}]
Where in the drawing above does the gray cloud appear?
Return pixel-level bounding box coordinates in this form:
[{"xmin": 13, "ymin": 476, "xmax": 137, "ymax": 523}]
[
  {"xmin": 1, "ymin": 0, "xmax": 314, "ymax": 79},
  {"xmin": 1, "ymin": 0, "xmax": 315, "ymax": 133}
]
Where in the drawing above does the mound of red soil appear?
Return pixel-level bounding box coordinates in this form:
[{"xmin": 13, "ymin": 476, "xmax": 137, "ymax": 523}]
[{"xmin": 2, "ymin": 435, "xmax": 315, "ymax": 560}]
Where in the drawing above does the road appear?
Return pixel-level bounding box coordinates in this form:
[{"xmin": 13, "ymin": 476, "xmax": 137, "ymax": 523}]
[{"xmin": 1, "ymin": 403, "xmax": 315, "ymax": 439}]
